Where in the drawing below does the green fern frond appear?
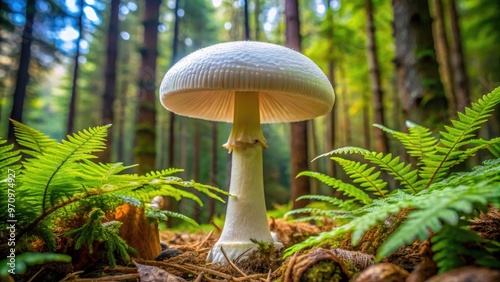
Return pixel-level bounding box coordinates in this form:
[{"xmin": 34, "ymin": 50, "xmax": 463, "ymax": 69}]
[
  {"xmin": 144, "ymin": 168, "xmax": 185, "ymax": 178},
  {"xmin": 295, "ymin": 194, "xmax": 355, "ymax": 209},
  {"xmin": 284, "ymin": 191, "xmax": 416, "ymax": 257},
  {"xmin": 326, "ymin": 146, "xmax": 419, "ymax": 194},
  {"xmin": 376, "ymin": 183, "xmax": 497, "ymax": 261},
  {"xmin": 0, "ymin": 139, "xmax": 21, "ymax": 176},
  {"xmin": 20, "ymin": 125, "xmax": 111, "ymax": 214},
  {"xmin": 374, "ymin": 121, "xmax": 438, "ymax": 164},
  {"xmin": 332, "ymin": 157, "xmax": 388, "ymax": 198},
  {"xmin": 285, "ymin": 207, "xmax": 345, "ymax": 219},
  {"xmin": 145, "ymin": 207, "xmax": 199, "ymax": 227},
  {"xmin": 429, "ymin": 223, "xmax": 500, "ymax": 273},
  {"xmin": 420, "ymin": 87, "xmax": 500, "ymax": 188},
  {"xmin": 11, "ymin": 119, "xmax": 57, "ymax": 157},
  {"xmin": 297, "ymin": 171, "xmax": 371, "ymax": 204}
]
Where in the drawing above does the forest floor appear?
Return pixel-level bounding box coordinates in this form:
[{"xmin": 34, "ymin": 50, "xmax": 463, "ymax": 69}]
[{"xmin": 54, "ymin": 208, "xmax": 500, "ymax": 282}]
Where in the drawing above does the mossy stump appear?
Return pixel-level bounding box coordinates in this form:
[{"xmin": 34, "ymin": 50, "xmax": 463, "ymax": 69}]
[{"xmin": 114, "ymin": 203, "xmax": 161, "ymax": 260}]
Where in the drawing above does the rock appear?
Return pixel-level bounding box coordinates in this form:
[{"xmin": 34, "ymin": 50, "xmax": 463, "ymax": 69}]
[
  {"xmin": 353, "ymin": 263, "xmax": 409, "ymax": 282},
  {"xmin": 425, "ymin": 266, "xmax": 500, "ymax": 282},
  {"xmin": 135, "ymin": 261, "xmax": 186, "ymax": 282},
  {"xmin": 155, "ymin": 249, "xmax": 183, "ymax": 261}
]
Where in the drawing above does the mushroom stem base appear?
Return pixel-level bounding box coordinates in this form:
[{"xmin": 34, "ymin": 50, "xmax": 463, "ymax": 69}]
[{"xmin": 207, "ymin": 241, "xmax": 284, "ymax": 265}]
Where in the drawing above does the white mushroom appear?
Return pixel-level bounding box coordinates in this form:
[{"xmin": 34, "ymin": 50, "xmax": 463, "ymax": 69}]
[{"xmin": 159, "ymin": 41, "xmax": 335, "ymax": 264}]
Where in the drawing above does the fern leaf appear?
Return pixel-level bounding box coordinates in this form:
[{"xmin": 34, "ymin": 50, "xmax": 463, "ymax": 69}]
[
  {"xmin": 328, "ymin": 146, "xmax": 419, "ymax": 193},
  {"xmin": 11, "ymin": 119, "xmax": 57, "ymax": 157},
  {"xmin": 295, "ymin": 194, "xmax": 356, "ymax": 210},
  {"xmin": 374, "ymin": 121, "xmax": 438, "ymax": 165},
  {"xmin": 297, "ymin": 171, "xmax": 371, "ymax": 204},
  {"xmin": 376, "ymin": 183, "xmax": 497, "ymax": 261},
  {"xmin": 20, "ymin": 125, "xmax": 111, "ymax": 214},
  {"xmin": 420, "ymin": 87, "xmax": 500, "ymax": 189},
  {"xmin": 145, "ymin": 207, "xmax": 199, "ymax": 227},
  {"xmin": 332, "ymin": 157, "xmax": 388, "ymax": 198},
  {"xmin": 0, "ymin": 139, "xmax": 21, "ymax": 172}
]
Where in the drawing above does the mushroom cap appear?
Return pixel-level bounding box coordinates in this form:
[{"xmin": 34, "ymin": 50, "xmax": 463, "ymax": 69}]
[{"xmin": 159, "ymin": 41, "xmax": 335, "ymax": 123}]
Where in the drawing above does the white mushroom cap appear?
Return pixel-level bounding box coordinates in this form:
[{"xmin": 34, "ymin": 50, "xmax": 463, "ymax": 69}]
[{"xmin": 159, "ymin": 41, "xmax": 335, "ymax": 123}]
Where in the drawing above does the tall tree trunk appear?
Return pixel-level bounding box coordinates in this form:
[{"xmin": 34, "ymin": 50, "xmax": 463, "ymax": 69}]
[
  {"xmin": 365, "ymin": 0, "xmax": 389, "ymax": 154},
  {"xmin": 254, "ymin": 0, "xmax": 260, "ymax": 41},
  {"xmin": 135, "ymin": 0, "xmax": 161, "ymax": 173},
  {"xmin": 130, "ymin": 0, "xmax": 162, "ymax": 260},
  {"xmin": 392, "ymin": 0, "xmax": 448, "ymax": 128},
  {"xmin": 117, "ymin": 44, "xmax": 131, "ymax": 161},
  {"xmin": 430, "ymin": 0, "xmax": 457, "ymax": 118},
  {"xmin": 168, "ymin": 0, "xmax": 180, "ymax": 169},
  {"xmin": 8, "ymin": 0, "xmax": 35, "ymax": 141},
  {"xmin": 209, "ymin": 121, "xmax": 218, "ymax": 220},
  {"xmin": 192, "ymin": 120, "xmax": 201, "ymax": 222},
  {"xmin": 101, "ymin": 0, "xmax": 120, "ymax": 162},
  {"xmin": 285, "ymin": 0, "xmax": 310, "ymax": 210},
  {"xmin": 448, "ymin": 0, "xmax": 470, "ymax": 112},
  {"xmin": 243, "ymin": 0, "xmax": 250, "ymax": 40},
  {"xmin": 325, "ymin": 2, "xmax": 337, "ymax": 178},
  {"xmin": 67, "ymin": 0, "xmax": 84, "ymax": 135}
]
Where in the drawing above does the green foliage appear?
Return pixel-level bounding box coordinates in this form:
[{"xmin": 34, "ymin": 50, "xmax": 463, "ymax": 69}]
[
  {"xmin": 65, "ymin": 209, "xmax": 136, "ymax": 266},
  {"xmin": 0, "ymin": 122, "xmax": 228, "ymax": 266},
  {"xmin": 286, "ymin": 87, "xmax": 500, "ymax": 273},
  {"xmin": 0, "ymin": 252, "xmax": 71, "ymax": 279}
]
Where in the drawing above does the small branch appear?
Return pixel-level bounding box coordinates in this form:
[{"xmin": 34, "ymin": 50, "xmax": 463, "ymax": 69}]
[
  {"xmin": 59, "ymin": 270, "xmax": 85, "ymax": 281},
  {"xmin": 27, "ymin": 266, "xmax": 46, "ymax": 282},
  {"xmin": 221, "ymin": 246, "xmax": 247, "ymax": 277},
  {"xmin": 194, "ymin": 230, "xmax": 214, "ymax": 250}
]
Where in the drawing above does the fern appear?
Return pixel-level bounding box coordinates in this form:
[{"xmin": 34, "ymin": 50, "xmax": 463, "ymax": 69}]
[
  {"xmin": 287, "ymin": 87, "xmax": 500, "ymax": 273},
  {"xmin": 297, "ymin": 171, "xmax": 371, "ymax": 204},
  {"xmin": 65, "ymin": 209, "xmax": 136, "ymax": 266},
  {"xmin": 0, "ymin": 121, "xmax": 228, "ymax": 266},
  {"xmin": 332, "ymin": 157, "xmax": 388, "ymax": 197}
]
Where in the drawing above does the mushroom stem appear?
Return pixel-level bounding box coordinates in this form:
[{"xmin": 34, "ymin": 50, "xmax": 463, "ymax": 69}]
[
  {"xmin": 223, "ymin": 91, "xmax": 267, "ymax": 151},
  {"xmin": 208, "ymin": 91, "xmax": 281, "ymax": 264}
]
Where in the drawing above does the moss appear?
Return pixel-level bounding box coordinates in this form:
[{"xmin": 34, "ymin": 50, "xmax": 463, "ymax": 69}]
[{"xmin": 301, "ymin": 260, "xmax": 349, "ymax": 282}]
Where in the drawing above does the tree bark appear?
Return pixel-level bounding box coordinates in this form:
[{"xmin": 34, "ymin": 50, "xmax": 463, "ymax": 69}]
[
  {"xmin": 285, "ymin": 0, "xmax": 310, "ymax": 210},
  {"xmin": 392, "ymin": 0, "xmax": 448, "ymax": 128},
  {"xmin": 244, "ymin": 0, "xmax": 250, "ymax": 40},
  {"xmin": 365, "ymin": 0, "xmax": 389, "ymax": 154},
  {"xmin": 192, "ymin": 119, "xmax": 201, "ymax": 222},
  {"xmin": 430, "ymin": 0, "xmax": 457, "ymax": 119},
  {"xmin": 101, "ymin": 0, "xmax": 120, "ymax": 162},
  {"xmin": 254, "ymin": 0, "xmax": 260, "ymax": 41},
  {"xmin": 448, "ymin": 0, "xmax": 470, "ymax": 112},
  {"xmin": 8, "ymin": 0, "xmax": 35, "ymax": 141},
  {"xmin": 209, "ymin": 121, "xmax": 218, "ymax": 220},
  {"xmin": 325, "ymin": 2, "xmax": 337, "ymax": 179},
  {"xmin": 67, "ymin": 0, "xmax": 84, "ymax": 135},
  {"xmin": 135, "ymin": 0, "xmax": 161, "ymax": 173}
]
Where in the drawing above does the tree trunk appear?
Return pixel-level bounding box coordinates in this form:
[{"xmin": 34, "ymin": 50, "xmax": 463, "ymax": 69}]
[
  {"xmin": 430, "ymin": 0, "xmax": 457, "ymax": 119},
  {"xmin": 392, "ymin": 0, "xmax": 448, "ymax": 128},
  {"xmin": 101, "ymin": 0, "xmax": 120, "ymax": 162},
  {"xmin": 254, "ymin": 0, "xmax": 260, "ymax": 41},
  {"xmin": 67, "ymin": 0, "xmax": 84, "ymax": 135},
  {"xmin": 135, "ymin": 0, "xmax": 161, "ymax": 174},
  {"xmin": 285, "ymin": 0, "xmax": 310, "ymax": 210},
  {"xmin": 209, "ymin": 121, "xmax": 218, "ymax": 220},
  {"xmin": 325, "ymin": 2, "xmax": 337, "ymax": 179},
  {"xmin": 448, "ymin": 0, "xmax": 470, "ymax": 112},
  {"xmin": 365, "ymin": 0, "xmax": 389, "ymax": 154},
  {"xmin": 8, "ymin": 0, "xmax": 35, "ymax": 141},
  {"xmin": 192, "ymin": 120, "xmax": 201, "ymax": 222},
  {"xmin": 168, "ymin": 0, "xmax": 180, "ymax": 169},
  {"xmin": 117, "ymin": 44, "xmax": 131, "ymax": 161},
  {"xmin": 244, "ymin": 0, "xmax": 250, "ymax": 40}
]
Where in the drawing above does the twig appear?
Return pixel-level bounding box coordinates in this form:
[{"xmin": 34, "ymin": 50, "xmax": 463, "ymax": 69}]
[
  {"xmin": 59, "ymin": 270, "xmax": 85, "ymax": 281},
  {"xmin": 221, "ymin": 247, "xmax": 247, "ymax": 277},
  {"xmin": 184, "ymin": 263, "xmax": 233, "ymax": 280},
  {"xmin": 210, "ymin": 220, "xmax": 222, "ymax": 233},
  {"xmin": 193, "ymin": 272, "xmax": 204, "ymax": 282},
  {"xmin": 283, "ymin": 252, "xmax": 298, "ymax": 282},
  {"xmin": 68, "ymin": 273, "xmax": 140, "ymax": 281},
  {"xmin": 27, "ymin": 266, "xmax": 46, "ymax": 282},
  {"xmin": 194, "ymin": 230, "xmax": 214, "ymax": 250},
  {"xmin": 232, "ymin": 274, "xmax": 267, "ymax": 281}
]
